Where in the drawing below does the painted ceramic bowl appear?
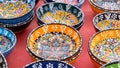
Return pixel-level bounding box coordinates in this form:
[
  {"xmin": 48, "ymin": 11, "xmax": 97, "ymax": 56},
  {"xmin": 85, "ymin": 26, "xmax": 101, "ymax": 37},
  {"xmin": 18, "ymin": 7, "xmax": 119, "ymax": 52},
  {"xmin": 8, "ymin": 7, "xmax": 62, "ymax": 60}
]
[
  {"xmin": 24, "ymin": 60, "xmax": 74, "ymax": 68},
  {"xmin": 89, "ymin": 0, "xmax": 120, "ymax": 14},
  {"xmin": 27, "ymin": 23, "xmax": 82, "ymax": 63},
  {"xmin": 0, "ymin": 11, "xmax": 34, "ymax": 33},
  {"xmin": 101, "ymin": 61, "xmax": 120, "ymax": 68},
  {"xmin": 89, "ymin": 29, "xmax": 120, "ymax": 67},
  {"xmin": 0, "ymin": 0, "xmax": 35, "ymax": 24},
  {"xmin": 44, "ymin": 0, "xmax": 85, "ymax": 8},
  {"xmin": 36, "ymin": 2, "xmax": 84, "ymax": 30},
  {"xmin": 93, "ymin": 12, "xmax": 120, "ymax": 31},
  {"xmin": 0, "ymin": 27, "xmax": 16, "ymax": 57},
  {"xmin": 0, "ymin": 53, "xmax": 7, "ymax": 68}
]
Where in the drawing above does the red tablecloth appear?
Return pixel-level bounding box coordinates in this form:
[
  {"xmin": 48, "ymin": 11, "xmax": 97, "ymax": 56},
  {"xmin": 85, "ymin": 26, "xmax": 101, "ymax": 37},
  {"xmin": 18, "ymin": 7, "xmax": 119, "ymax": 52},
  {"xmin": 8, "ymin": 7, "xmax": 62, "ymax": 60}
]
[{"xmin": 6, "ymin": 0, "xmax": 98, "ymax": 68}]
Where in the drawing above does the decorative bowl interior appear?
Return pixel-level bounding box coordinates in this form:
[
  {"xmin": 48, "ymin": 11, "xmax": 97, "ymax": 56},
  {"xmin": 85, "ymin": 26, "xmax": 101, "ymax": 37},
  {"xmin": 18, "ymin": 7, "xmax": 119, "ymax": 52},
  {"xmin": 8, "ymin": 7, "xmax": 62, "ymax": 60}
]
[
  {"xmin": 27, "ymin": 23, "xmax": 82, "ymax": 62},
  {"xmin": 101, "ymin": 61, "xmax": 120, "ymax": 68},
  {"xmin": 0, "ymin": 27, "xmax": 16, "ymax": 56},
  {"xmin": 91, "ymin": 0, "xmax": 120, "ymax": 11},
  {"xmin": 93, "ymin": 12, "xmax": 120, "ymax": 31},
  {"xmin": 24, "ymin": 60, "xmax": 73, "ymax": 68},
  {"xmin": 44, "ymin": 0, "xmax": 84, "ymax": 7},
  {"xmin": 89, "ymin": 29, "xmax": 120, "ymax": 65},
  {"xmin": 36, "ymin": 2, "xmax": 84, "ymax": 29},
  {"xmin": 0, "ymin": 52, "xmax": 7, "ymax": 68}
]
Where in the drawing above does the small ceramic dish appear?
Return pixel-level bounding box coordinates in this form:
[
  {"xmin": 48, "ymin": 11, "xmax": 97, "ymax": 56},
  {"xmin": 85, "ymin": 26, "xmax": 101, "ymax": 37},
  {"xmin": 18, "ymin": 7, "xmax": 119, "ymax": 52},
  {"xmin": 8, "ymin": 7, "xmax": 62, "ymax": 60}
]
[
  {"xmin": 93, "ymin": 12, "xmax": 120, "ymax": 31},
  {"xmin": 44, "ymin": 0, "xmax": 85, "ymax": 8},
  {"xmin": 0, "ymin": 11, "xmax": 34, "ymax": 33},
  {"xmin": 36, "ymin": 2, "xmax": 84, "ymax": 30},
  {"xmin": 89, "ymin": 29, "xmax": 120, "ymax": 67},
  {"xmin": 0, "ymin": 27, "xmax": 16, "ymax": 57},
  {"xmin": 89, "ymin": 0, "xmax": 120, "ymax": 14},
  {"xmin": 0, "ymin": 52, "xmax": 7, "ymax": 68},
  {"xmin": 100, "ymin": 61, "xmax": 120, "ymax": 68},
  {"xmin": 27, "ymin": 23, "xmax": 82, "ymax": 63},
  {"xmin": 24, "ymin": 60, "xmax": 74, "ymax": 68},
  {"xmin": 0, "ymin": 0, "xmax": 35, "ymax": 24}
]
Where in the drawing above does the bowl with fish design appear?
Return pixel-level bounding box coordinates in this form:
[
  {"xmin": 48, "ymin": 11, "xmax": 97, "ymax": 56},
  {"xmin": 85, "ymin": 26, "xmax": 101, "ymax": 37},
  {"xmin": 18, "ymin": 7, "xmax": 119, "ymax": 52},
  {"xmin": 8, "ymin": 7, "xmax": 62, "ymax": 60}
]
[
  {"xmin": 24, "ymin": 60, "xmax": 74, "ymax": 68},
  {"xmin": 36, "ymin": 2, "xmax": 84, "ymax": 30},
  {"xmin": 89, "ymin": 29, "xmax": 120, "ymax": 67},
  {"xmin": 0, "ymin": 27, "xmax": 16, "ymax": 57},
  {"xmin": 26, "ymin": 23, "xmax": 82, "ymax": 63},
  {"xmin": 89, "ymin": 0, "xmax": 120, "ymax": 14},
  {"xmin": 0, "ymin": 0, "xmax": 35, "ymax": 24},
  {"xmin": 93, "ymin": 12, "xmax": 120, "ymax": 31},
  {"xmin": 44, "ymin": 0, "xmax": 85, "ymax": 8},
  {"xmin": 0, "ymin": 52, "xmax": 7, "ymax": 68}
]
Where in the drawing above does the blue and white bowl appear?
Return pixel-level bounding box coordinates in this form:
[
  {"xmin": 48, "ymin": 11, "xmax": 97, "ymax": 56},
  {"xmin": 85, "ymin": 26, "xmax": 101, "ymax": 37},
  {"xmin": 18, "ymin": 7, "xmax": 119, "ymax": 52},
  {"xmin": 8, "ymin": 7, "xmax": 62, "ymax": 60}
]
[
  {"xmin": 44, "ymin": 0, "xmax": 84, "ymax": 8},
  {"xmin": 0, "ymin": 27, "xmax": 16, "ymax": 56},
  {"xmin": 0, "ymin": 0, "xmax": 35, "ymax": 24},
  {"xmin": 36, "ymin": 2, "xmax": 84, "ymax": 30},
  {"xmin": 24, "ymin": 60, "xmax": 74, "ymax": 68}
]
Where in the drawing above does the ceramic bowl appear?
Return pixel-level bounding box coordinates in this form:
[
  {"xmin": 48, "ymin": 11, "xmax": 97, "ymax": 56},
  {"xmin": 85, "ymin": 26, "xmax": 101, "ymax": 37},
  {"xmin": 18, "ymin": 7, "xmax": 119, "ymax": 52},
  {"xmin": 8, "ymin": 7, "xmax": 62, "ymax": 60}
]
[
  {"xmin": 89, "ymin": 0, "xmax": 120, "ymax": 14},
  {"xmin": 0, "ymin": 52, "xmax": 7, "ymax": 68},
  {"xmin": 44, "ymin": 0, "xmax": 85, "ymax": 8},
  {"xmin": 0, "ymin": 0, "xmax": 35, "ymax": 24},
  {"xmin": 0, "ymin": 27, "xmax": 16, "ymax": 57},
  {"xmin": 93, "ymin": 12, "xmax": 120, "ymax": 31},
  {"xmin": 101, "ymin": 61, "xmax": 120, "ymax": 68},
  {"xmin": 36, "ymin": 2, "xmax": 84, "ymax": 30},
  {"xmin": 24, "ymin": 60, "xmax": 74, "ymax": 68},
  {"xmin": 27, "ymin": 23, "xmax": 82, "ymax": 63},
  {"xmin": 89, "ymin": 29, "xmax": 120, "ymax": 67},
  {"xmin": 0, "ymin": 11, "xmax": 34, "ymax": 33}
]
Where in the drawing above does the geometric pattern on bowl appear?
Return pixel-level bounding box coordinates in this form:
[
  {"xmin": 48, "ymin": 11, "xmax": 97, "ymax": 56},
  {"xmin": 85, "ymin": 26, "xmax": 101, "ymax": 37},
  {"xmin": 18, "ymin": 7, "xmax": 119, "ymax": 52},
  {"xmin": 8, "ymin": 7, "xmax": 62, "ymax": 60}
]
[
  {"xmin": 27, "ymin": 23, "xmax": 82, "ymax": 62},
  {"xmin": 89, "ymin": 29, "xmax": 120, "ymax": 65},
  {"xmin": 36, "ymin": 2, "xmax": 84, "ymax": 29}
]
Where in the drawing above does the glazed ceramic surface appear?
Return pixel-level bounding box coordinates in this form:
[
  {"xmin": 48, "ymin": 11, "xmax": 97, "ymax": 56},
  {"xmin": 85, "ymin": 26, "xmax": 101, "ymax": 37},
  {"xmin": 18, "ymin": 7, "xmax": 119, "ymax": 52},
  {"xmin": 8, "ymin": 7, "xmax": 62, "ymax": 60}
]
[
  {"xmin": 93, "ymin": 12, "xmax": 120, "ymax": 31},
  {"xmin": 92, "ymin": 0, "xmax": 120, "ymax": 10},
  {"xmin": 0, "ymin": 27, "xmax": 16, "ymax": 56},
  {"xmin": 24, "ymin": 60, "xmax": 73, "ymax": 68},
  {"xmin": 27, "ymin": 24, "xmax": 82, "ymax": 61},
  {"xmin": 0, "ymin": 53, "xmax": 7, "ymax": 68},
  {"xmin": 44, "ymin": 0, "xmax": 84, "ymax": 7},
  {"xmin": 101, "ymin": 61, "xmax": 120, "ymax": 68},
  {"xmin": 0, "ymin": 0, "xmax": 35, "ymax": 24},
  {"xmin": 89, "ymin": 29, "xmax": 120, "ymax": 64},
  {"xmin": 36, "ymin": 2, "xmax": 84, "ymax": 29}
]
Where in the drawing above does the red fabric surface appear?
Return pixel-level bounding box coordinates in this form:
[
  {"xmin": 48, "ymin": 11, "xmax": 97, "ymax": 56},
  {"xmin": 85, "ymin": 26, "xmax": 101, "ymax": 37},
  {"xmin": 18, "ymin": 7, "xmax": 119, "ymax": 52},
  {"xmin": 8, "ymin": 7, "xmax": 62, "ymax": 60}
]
[{"xmin": 6, "ymin": 0, "xmax": 98, "ymax": 68}]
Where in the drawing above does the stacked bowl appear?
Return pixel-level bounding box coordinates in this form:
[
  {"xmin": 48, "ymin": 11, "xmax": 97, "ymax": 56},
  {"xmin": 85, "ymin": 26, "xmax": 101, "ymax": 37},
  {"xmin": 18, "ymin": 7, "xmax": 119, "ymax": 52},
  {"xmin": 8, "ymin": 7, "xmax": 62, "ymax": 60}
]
[{"xmin": 0, "ymin": 0, "xmax": 35, "ymax": 32}]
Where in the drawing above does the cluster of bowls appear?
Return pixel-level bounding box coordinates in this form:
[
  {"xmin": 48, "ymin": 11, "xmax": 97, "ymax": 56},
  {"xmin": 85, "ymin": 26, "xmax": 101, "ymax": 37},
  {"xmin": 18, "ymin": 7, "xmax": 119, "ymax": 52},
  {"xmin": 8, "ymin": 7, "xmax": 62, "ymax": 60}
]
[
  {"xmin": 89, "ymin": 0, "xmax": 120, "ymax": 67},
  {"xmin": 0, "ymin": 0, "xmax": 35, "ymax": 32}
]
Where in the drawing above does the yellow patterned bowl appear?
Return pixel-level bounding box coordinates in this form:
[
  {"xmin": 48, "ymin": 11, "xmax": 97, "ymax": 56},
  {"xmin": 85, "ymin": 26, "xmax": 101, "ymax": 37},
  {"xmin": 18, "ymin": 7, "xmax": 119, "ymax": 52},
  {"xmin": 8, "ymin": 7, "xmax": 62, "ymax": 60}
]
[
  {"xmin": 89, "ymin": 0, "xmax": 120, "ymax": 14},
  {"xmin": 89, "ymin": 29, "xmax": 120, "ymax": 67},
  {"xmin": 26, "ymin": 23, "xmax": 82, "ymax": 63},
  {"xmin": 93, "ymin": 12, "xmax": 120, "ymax": 31}
]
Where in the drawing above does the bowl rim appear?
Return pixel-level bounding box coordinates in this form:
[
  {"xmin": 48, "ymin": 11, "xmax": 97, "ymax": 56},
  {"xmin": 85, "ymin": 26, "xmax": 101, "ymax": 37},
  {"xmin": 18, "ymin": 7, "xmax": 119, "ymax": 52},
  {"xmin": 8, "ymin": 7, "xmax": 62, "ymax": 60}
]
[
  {"xmin": 0, "ymin": 27, "xmax": 17, "ymax": 54},
  {"xmin": 0, "ymin": 0, "xmax": 35, "ymax": 20},
  {"xmin": 89, "ymin": 0, "xmax": 120, "ymax": 11},
  {"xmin": 26, "ymin": 23, "xmax": 82, "ymax": 61},
  {"xmin": 24, "ymin": 60, "xmax": 75, "ymax": 68},
  {"xmin": 93, "ymin": 11, "xmax": 120, "ymax": 31},
  {"xmin": 0, "ymin": 52, "xmax": 8, "ymax": 68},
  {"xmin": 88, "ymin": 29, "xmax": 120, "ymax": 65},
  {"xmin": 44, "ymin": 0, "xmax": 85, "ymax": 7},
  {"xmin": 36, "ymin": 2, "xmax": 84, "ymax": 28},
  {"xmin": 100, "ymin": 61, "xmax": 120, "ymax": 68}
]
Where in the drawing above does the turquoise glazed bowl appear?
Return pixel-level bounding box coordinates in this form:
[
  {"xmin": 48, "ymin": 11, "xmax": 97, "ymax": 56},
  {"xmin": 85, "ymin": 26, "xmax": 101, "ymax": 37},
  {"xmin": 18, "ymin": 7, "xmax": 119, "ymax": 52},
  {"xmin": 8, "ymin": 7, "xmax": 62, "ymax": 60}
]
[
  {"xmin": 0, "ymin": 27, "xmax": 16, "ymax": 57},
  {"xmin": 24, "ymin": 60, "xmax": 74, "ymax": 68},
  {"xmin": 0, "ymin": 0, "xmax": 35, "ymax": 24},
  {"xmin": 44, "ymin": 0, "xmax": 84, "ymax": 8},
  {"xmin": 36, "ymin": 2, "xmax": 84, "ymax": 30}
]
